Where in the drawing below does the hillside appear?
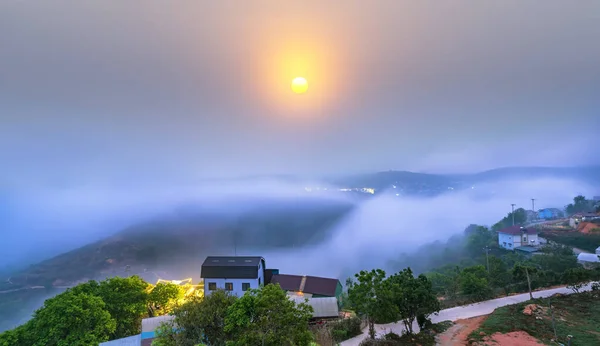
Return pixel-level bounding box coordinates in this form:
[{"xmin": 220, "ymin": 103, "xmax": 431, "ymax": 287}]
[{"xmin": 0, "ymin": 197, "xmax": 354, "ymax": 332}]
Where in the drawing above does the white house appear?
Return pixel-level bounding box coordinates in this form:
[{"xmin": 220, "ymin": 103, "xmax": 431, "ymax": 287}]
[
  {"xmin": 200, "ymin": 256, "xmax": 265, "ymax": 297},
  {"xmin": 497, "ymin": 225, "xmax": 539, "ymax": 250},
  {"xmin": 596, "ymin": 246, "xmax": 600, "ymax": 255}
]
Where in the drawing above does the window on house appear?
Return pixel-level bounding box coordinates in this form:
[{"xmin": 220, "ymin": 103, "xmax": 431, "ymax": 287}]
[
  {"xmin": 225, "ymin": 282, "xmax": 233, "ymax": 291},
  {"xmin": 208, "ymin": 282, "xmax": 217, "ymax": 291},
  {"xmin": 258, "ymin": 277, "xmax": 261, "ymax": 286},
  {"xmin": 242, "ymin": 283, "xmax": 250, "ymax": 291},
  {"xmin": 503, "ymin": 242, "xmax": 507, "ymax": 246}
]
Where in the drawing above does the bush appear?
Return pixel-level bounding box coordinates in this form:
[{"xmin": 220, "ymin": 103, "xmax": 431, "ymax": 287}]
[
  {"xmin": 383, "ymin": 332, "xmax": 401, "ymax": 341},
  {"xmin": 359, "ymin": 339, "xmax": 398, "ymax": 346},
  {"xmin": 330, "ymin": 316, "xmax": 362, "ymax": 342}
]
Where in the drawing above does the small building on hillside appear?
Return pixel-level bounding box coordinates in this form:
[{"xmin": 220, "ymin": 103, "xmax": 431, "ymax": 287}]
[
  {"xmin": 200, "ymin": 256, "xmax": 266, "ymax": 297},
  {"xmin": 577, "ymin": 253, "xmax": 600, "ymax": 269},
  {"xmin": 569, "ymin": 212, "xmax": 600, "ymax": 228},
  {"xmin": 270, "ymin": 274, "xmax": 343, "ymax": 301},
  {"xmin": 538, "ymin": 208, "xmax": 563, "ymax": 220},
  {"xmin": 497, "ymin": 225, "xmax": 539, "ymax": 250},
  {"xmin": 596, "ymin": 246, "xmax": 600, "ymax": 255},
  {"xmin": 289, "ymin": 296, "xmax": 340, "ymax": 320}
]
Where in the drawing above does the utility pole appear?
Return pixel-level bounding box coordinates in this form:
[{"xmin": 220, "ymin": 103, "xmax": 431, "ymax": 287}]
[{"xmin": 511, "ymin": 204, "xmax": 516, "ymax": 226}]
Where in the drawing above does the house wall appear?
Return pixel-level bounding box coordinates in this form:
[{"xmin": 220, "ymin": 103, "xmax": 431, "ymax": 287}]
[
  {"xmin": 498, "ymin": 232, "xmax": 516, "ymax": 250},
  {"xmin": 524, "ymin": 233, "xmax": 539, "ymax": 246},
  {"xmin": 498, "ymin": 232, "xmax": 538, "ymax": 250},
  {"xmin": 204, "ymin": 278, "xmax": 259, "ymax": 297},
  {"xmin": 203, "ymin": 260, "xmax": 265, "ymax": 297}
]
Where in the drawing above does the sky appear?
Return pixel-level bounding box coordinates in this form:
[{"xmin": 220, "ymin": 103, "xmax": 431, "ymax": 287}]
[{"xmin": 1, "ymin": 0, "xmax": 599, "ymax": 188}]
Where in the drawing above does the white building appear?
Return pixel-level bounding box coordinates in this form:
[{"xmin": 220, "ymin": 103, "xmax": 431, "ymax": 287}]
[
  {"xmin": 200, "ymin": 256, "xmax": 265, "ymax": 297},
  {"xmin": 577, "ymin": 253, "xmax": 600, "ymax": 269},
  {"xmin": 596, "ymin": 246, "xmax": 600, "ymax": 255},
  {"xmin": 497, "ymin": 225, "xmax": 539, "ymax": 250}
]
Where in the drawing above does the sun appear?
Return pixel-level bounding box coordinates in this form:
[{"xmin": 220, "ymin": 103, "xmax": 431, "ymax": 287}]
[{"xmin": 291, "ymin": 77, "xmax": 308, "ymax": 94}]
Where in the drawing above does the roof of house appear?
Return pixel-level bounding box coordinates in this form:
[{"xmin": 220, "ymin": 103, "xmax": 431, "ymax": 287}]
[
  {"xmin": 201, "ymin": 256, "xmax": 264, "ymax": 279},
  {"xmin": 271, "ymin": 274, "xmax": 340, "ymax": 297},
  {"xmin": 289, "ymin": 296, "xmax": 339, "ymax": 318},
  {"xmin": 497, "ymin": 225, "xmax": 537, "ymax": 235},
  {"xmin": 99, "ymin": 335, "xmax": 141, "ymax": 346},
  {"xmin": 577, "ymin": 253, "xmax": 600, "ymax": 263}
]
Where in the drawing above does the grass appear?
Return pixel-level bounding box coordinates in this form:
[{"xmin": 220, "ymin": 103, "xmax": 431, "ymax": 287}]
[{"xmin": 469, "ymin": 291, "xmax": 600, "ymax": 345}]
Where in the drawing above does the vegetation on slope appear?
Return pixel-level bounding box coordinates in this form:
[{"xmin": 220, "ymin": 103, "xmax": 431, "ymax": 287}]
[{"xmin": 469, "ymin": 290, "xmax": 600, "ymax": 345}]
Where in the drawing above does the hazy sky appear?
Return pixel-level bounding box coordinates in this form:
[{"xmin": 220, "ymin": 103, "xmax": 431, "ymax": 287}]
[{"xmin": 2, "ymin": 1, "xmax": 600, "ymax": 186}]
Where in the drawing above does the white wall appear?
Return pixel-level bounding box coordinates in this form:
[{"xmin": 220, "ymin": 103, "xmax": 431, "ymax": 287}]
[
  {"xmin": 498, "ymin": 232, "xmax": 515, "ymax": 250},
  {"xmin": 203, "ymin": 260, "xmax": 265, "ymax": 297},
  {"xmin": 204, "ymin": 278, "xmax": 259, "ymax": 297},
  {"xmin": 498, "ymin": 232, "xmax": 538, "ymax": 250}
]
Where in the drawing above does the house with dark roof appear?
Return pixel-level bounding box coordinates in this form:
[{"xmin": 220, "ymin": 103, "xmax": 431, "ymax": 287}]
[
  {"xmin": 200, "ymin": 256, "xmax": 266, "ymax": 297},
  {"xmin": 497, "ymin": 225, "xmax": 539, "ymax": 251},
  {"xmin": 270, "ymin": 274, "xmax": 343, "ymax": 300}
]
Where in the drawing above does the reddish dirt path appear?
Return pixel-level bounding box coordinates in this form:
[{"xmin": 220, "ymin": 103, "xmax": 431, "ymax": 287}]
[{"xmin": 436, "ymin": 316, "xmax": 487, "ymax": 346}]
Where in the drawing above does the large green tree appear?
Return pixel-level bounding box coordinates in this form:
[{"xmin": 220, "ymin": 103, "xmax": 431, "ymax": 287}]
[
  {"xmin": 565, "ymin": 195, "xmax": 594, "ymax": 215},
  {"xmin": 70, "ymin": 275, "xmax": 149, "ymax": 339},
  {"xmin": 385, "ymin": 268, "xmax": 440, "ymax": 335},
  {"xmin": 155, "ymin": 289, "xmax": 237, "ymax": 346},
  {"xmin": 459, "ymin": 265, "xmax": 492, "ymax": 300},
  {"xmin": 28, "ymin": 291, "xmax": 116, "ymax": 346},
  {"xmin": 465, "ymin": 226, "xmax": 496, "ymax": 256},
  {"xmin": 147, "ymin": 282, "xmax": 185, "ymax": 317},
  {"xmin": 346, "ymin": 269, "xmax": 391, "ymax": 339},
  {"xmin": 492, "ymin": 208, "xmax": 527, "ymax": 231},
  {"xmin": 487, "ymin": 256, "xmax": 512, "ymax": 294},
  {"xmin": 225, "ymin": 283, "xmax": 314, "ymax": 346}
]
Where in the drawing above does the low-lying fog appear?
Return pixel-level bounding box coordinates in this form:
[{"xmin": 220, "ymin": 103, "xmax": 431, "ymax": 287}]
[{"xmin": 2, "ymin": 176, "xmax": 594, "ymax": 279}]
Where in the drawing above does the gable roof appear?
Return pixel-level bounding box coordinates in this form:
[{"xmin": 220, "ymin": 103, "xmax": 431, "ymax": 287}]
[
  {"xmin": 497, "ymin": 225, "xmax": 537, "ymax": 235},
  {"xmin": 289, "ymin": 296, "xmax": 339, "ymax": 318},
  {"xmin": 577, "ymin": 253, "xmax": 600, "ymax": 263},
  {"xmin": 271, "ymin": 274, "xmax": 340, "ymax": 297},
  {"xmin": 201, "ymin": 256, "xmax": 264, "ymax": 279}
]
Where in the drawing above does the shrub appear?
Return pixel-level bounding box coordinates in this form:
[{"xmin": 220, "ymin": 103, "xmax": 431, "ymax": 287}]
[
  {"xmin": 383, "ymin": 332, "xmax": 401, "ymax": 341},
  {"xmin": 330, "ymin": 316, "xmax": 362, "ymax": 342}
]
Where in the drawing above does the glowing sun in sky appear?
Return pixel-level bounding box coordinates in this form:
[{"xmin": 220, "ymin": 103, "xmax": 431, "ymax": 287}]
[{"xmin": 291, "ymin": 77, "xmax": 308, "ymax": 94}]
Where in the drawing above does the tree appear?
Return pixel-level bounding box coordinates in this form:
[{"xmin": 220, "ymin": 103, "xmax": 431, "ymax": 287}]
[
  {"xmin": 28, "ymin": 291, "xmax": 116, "ymax": 346},
  {"xmin": 562, "ymin": 267, "xmax": 590, "ymax": 293},
  {"xmin": 385, "ymin": 268, "xmax": 440, "ymax": 335},
  {"xmin": 533, "ymin": 245, "xmax": 578, "ymax": 275},
  {"xmin": 492, "ymin": 208, "xmax": 527, "ymax": 231},
  {"xmin": 225, "ymin": 283, "xmax": 314, "ymax": 346},
  {"xmin": 465, "ymin": 226, "xmax": 496, "ymax": 256},
  {"xmin": 512, "ymin": 264, "xmax": 538, "ymax": 300},
  {"xmin": 346, "ymin": 269, "xmax": 391, "ymax": 339},
  {"xmin": 71, "ymin": 276, "xmax": 149, "ymax": 339},
  {"xmin": 161, "ymin": 289, "xmax": 237, "ymax": 346},
  {"xmin": 565, "ymin": 195, "xmax": 594, "ymax": 215},
  {"xmin": 147, "ymin": 282, "xmax": 185, "ymax": 317},
  {"xmin": 459, "ymin": 265, "xmax": 492, "ymax": 300},
  {"xmin": 487, "ymin": 256, "xmax": 511, "ymax": 294}
]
